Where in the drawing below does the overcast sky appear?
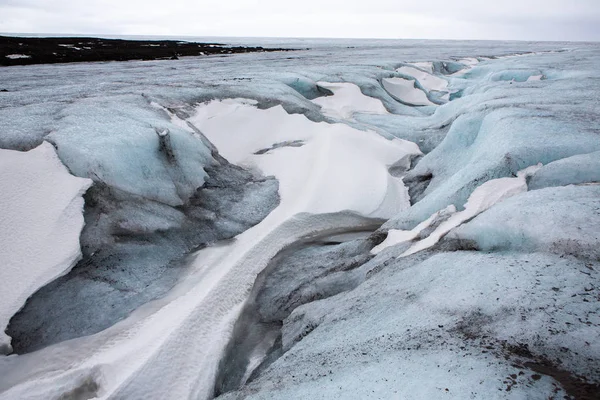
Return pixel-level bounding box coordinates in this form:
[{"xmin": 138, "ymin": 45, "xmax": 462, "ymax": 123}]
[{"xmin": 1, "ymin": 0, "xmax": 599, "ymax": 41}]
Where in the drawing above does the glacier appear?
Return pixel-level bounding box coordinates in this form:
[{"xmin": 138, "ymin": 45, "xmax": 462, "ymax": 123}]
[{"xmin": 0, "ymin": 38, "xmax": 599, "ymax": 399}]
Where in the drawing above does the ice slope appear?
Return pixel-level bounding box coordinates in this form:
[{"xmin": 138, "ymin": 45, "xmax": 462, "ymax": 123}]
[
  {"xmin": 383, "ymin": 88, "xmax": 600, "ymax": 231},
  {"xmin": 372, "ymin": 164, "xmax": 542, "ymax": 256},
  {"xmin": 448, "ymin": 185, "xmax": 600, "ymax": 260},
  {"xmin": 0, "ymin": 142, "xmax": 91, "ymax": 353},
  {"xmin": 528, "ymin": 151, "xmax": 600, "ymax": 190},
  {"xmin": 222, "ymin": 251, "xmax": 599, "ymax": 400},
  {"xmin": 4, "ymin": 93, "xmax": 280, "ymax": 353},
  {"xmin": 47, "ymin": 94, "xmax": 214, "ymax": 206}
]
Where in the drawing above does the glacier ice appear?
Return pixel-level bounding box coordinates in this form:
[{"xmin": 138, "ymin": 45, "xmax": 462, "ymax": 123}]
[
  {"xmin": 46, "ymin": 94, "xmax": 214, "ymax": 207},
  {"xmin": 222, "ymin": 251, "xmax": 599, "ymax": 400},
  {"xmin": 528, "ymin": 150, "xmax": 600, "ymax": 190},
  {"xmin": 383, "ymin": 106, "xmax": 600, "ymax": 231},
  {"xmin": 7, "ymin": 155, "xmax": 280, "ymax": 353},
  {"xmin": 448, "ymin": 185, "xmax": 600, "ymax": 260},
  {"xmin": 1, "ymin": 39, "xmax": 599, "ymax": 400}
]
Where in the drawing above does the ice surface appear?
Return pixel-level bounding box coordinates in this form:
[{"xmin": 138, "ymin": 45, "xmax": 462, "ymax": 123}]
[
  {"xmin": 7, "ymin": 155, "xmax": 280, "ymax": 353},
  {"xmin": 371, "ymin": 204, "xmax": 456, "ymax": 254},
  {"xmin": 448, "ymin": 185, "xmax": 600, "ymax": 260},
  {"xmin": 0, "ymin": 142, "xmax": 91, "ymax": 353},
  {"xmin": 383, "ymin": 104, "xmax": 600, "ymax": 231},
  {"xmin": 222, "ymin": 251, "xmax": 599, "ymax": 400},
  {"xmin": 398, "ymin": 164, "xmax": 540, "ymax": 256},
  {"xmin": 47, "ymin": 94, "xmax": 214, "ymax": 207},
  {"xmin": 1, "ymin": 39, "xmax": 599, "ymax": 400},
  {"xmin": 528, "ymin": 151, "xmax": 600, "ymax": 190}
]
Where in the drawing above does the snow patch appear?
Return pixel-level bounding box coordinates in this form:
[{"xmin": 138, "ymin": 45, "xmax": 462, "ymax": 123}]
[
  {"xmin": 371, "ymin": 205, "xmax": 456, "ymax": 254},
  {"xmin": 191, "ymin": 99, "xmax": 420, "ymax": 218},
  {"xmin": 381, "ymin": 78, "xmax": 435, "ymax": 106},
  {"xmin": 311, "ymin": 82, "xmax": 388, "ymax": 119},
  {"xmin": 397, "ymin": 66, "xmax": 448, "ymax": 92},
  {"xmin": 0, "ymin": 142, "xmax": 91, "ymax": 353}
]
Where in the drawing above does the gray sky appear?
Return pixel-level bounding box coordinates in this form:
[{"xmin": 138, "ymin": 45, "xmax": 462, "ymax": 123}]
[{"xmin": 1, "ymin": 0, "xmax": 599, "ymax": 41}]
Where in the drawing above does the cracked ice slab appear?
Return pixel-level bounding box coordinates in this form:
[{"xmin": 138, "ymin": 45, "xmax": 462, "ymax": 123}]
[{"xmin": 0, "ymin": 142, "xmax": 91, "ymax": 353}]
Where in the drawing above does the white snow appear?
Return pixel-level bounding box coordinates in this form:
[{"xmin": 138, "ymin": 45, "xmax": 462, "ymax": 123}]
[
  {"xmin": 190, "ymin": 99, "xmax": 420, "ymax": 218},
  {"xmin": 527, "ymin": 74, "xmax": 544, "ymax": 81},
  {"xmin": 0, "ymin": 142, "xmax": 91, "ymax": 353},
  {"xmin": 311, "ymin": 82, "xmax": 388, "ymax": 119},
  {"xmin": 381, "ymin": 78, "xmax": 435, "ymax": 106},
  {"xmin": 457, "ymin": 57, "xmax": 480, "ymax": 66},
  {"xmin": 397, "ymin": 66, "xmax": 448, "ymax": 92},
  {"xmin": 4, "ymin": 54, "xmax": 30, "ymax": 60},
  {"xmin": 370, "ymin": 205, "xmax": 456, "ymax": 254},
  {"xmin": 410, "ymin": 61, "xmax": 434, "ymax": 73}
]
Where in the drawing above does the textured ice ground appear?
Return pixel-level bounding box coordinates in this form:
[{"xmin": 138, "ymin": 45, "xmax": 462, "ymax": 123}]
[{"xmin": 0, "ymin": 39, "xmax": 599, "ymax": 400}]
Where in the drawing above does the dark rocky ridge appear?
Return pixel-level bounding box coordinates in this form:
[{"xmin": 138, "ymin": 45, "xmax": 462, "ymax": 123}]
[{"xmin": 0, "ymin": 35, "xmax": 293, "ymax": 66}]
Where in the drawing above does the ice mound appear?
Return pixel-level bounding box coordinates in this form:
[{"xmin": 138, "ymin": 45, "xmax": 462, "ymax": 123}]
[
  {"xmin": 448, "ymin": 185, "xmax": 600, "ymax": 260},
  {"xmin": 374, "ymin": 164, "xmax": 540, "ymax": 256},
  {"xmin": 528, "ymin": 151, "xmax": 600, "ymax": 190},
  {"xmin": 47, "ymin": 94, "xmax": 214, "ymax": 206},
  {"xmin": 281, "ymin": 75, "xmax": 333, "ymax": 100},
  {"xmin": 0, "ymin": 142, "xmax": 91, "ymax": 353}
]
